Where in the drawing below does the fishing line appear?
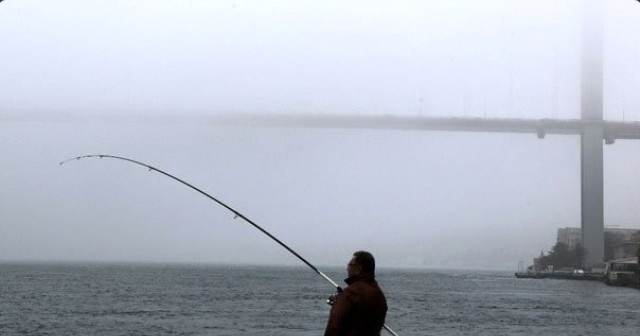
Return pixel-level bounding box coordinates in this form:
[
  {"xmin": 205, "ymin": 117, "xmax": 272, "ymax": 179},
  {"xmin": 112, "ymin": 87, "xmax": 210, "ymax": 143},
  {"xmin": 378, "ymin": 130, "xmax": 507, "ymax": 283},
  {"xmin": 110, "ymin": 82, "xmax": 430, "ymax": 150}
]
[{"xmin": 60, "ymin": 154, "xmax": 399, "ymax": 336}]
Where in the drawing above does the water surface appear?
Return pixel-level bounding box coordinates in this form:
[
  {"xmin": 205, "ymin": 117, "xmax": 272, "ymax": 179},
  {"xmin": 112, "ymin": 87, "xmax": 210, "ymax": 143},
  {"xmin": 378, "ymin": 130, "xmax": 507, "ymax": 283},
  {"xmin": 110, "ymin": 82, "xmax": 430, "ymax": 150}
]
[{"xmin": 1, "ymin": 263, "xmax": 638, "ymax": 335}]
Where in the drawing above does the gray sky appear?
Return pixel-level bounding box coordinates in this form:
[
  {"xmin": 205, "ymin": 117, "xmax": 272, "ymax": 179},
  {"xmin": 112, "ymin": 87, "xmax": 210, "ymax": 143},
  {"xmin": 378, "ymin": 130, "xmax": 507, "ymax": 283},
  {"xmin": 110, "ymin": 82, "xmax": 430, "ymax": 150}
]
[{"xmin": 1, "ymin": 0, "xmax": 639, "ymax": 270}]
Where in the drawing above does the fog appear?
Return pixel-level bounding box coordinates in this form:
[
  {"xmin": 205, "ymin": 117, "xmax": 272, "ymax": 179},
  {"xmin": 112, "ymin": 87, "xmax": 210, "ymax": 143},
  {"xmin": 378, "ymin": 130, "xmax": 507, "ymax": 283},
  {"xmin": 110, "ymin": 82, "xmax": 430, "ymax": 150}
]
[{"xmin": 1, "ymin": 0, "xmax": 639, "ymax": 270}]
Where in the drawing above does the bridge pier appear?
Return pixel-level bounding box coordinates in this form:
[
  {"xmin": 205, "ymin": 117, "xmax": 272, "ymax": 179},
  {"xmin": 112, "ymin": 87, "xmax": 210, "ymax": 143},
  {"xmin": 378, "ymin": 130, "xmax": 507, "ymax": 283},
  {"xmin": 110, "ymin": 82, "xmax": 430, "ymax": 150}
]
[{"xmin": 581, "ymin": 124, "xmax": 604, "ymax": 269}]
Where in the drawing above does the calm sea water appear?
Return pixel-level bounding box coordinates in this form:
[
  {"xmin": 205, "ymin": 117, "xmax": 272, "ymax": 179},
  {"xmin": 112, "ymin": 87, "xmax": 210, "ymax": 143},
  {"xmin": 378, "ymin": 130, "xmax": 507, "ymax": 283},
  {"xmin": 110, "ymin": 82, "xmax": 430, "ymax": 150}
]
[{"xmin": 1, "ymin": 263, "xmax": 638, "ymax": 336}]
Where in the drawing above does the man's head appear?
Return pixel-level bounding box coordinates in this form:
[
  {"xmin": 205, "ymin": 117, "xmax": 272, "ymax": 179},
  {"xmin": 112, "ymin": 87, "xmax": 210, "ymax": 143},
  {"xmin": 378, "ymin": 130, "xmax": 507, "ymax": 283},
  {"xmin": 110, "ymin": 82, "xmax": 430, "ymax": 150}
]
[{"xmin": 348, "ymin": 250, "xmax": 376, "ymax": 277}]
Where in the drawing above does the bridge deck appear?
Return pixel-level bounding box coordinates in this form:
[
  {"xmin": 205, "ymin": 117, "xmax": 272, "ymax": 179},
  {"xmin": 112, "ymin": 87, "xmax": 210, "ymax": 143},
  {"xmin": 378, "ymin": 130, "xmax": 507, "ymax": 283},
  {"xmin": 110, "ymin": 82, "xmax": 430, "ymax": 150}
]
[{"xmin": 216, "ymin": 114, "xmax": 640, "ymax": 141}]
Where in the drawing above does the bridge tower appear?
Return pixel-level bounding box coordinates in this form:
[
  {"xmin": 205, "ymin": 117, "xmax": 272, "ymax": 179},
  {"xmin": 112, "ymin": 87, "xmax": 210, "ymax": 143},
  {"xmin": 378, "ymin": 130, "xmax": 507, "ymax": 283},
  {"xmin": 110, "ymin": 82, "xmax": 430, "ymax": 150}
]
[{"xmin": 580, "ymin": 0, "xmax": 604, "ymax": 269}]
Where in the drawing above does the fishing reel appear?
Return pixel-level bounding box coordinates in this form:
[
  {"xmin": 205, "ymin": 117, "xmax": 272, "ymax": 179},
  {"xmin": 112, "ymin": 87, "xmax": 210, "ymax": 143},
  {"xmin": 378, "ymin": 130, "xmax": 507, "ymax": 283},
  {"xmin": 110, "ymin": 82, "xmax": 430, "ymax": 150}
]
[
  {"xmin": 326, "ymin": 287, "xmax": 342, "ymax": 306},
  {"xmin": 326, "ymin": 293, "xmax": 338, "ymax": 306}
]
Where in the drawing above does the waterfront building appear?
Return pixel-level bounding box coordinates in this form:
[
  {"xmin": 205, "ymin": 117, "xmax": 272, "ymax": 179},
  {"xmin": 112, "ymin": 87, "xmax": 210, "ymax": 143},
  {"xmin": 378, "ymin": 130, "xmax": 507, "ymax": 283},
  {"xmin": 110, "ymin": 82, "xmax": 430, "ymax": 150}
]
[
  {"xmin": 613, "ymin": 241, "xmax": 640, "ymax": 260},
  {"xmin": 557, "ymin": 227, "xmax": 640, "ymax": 261},
  {"xmin": 557, "ymin": 227, "xmax": 582, "ymax": 250}
]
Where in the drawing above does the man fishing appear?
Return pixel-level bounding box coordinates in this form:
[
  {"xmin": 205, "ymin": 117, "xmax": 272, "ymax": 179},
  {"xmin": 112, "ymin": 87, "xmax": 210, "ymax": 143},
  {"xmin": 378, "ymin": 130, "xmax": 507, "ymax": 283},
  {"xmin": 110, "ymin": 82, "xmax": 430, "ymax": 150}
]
[
  {"xmin": 324, "ymin": 251, "xmax": 388, "ymax": 336},
  {"xmin": 62, "ymin": 155, "xmax": 397, "ymax": 335}
]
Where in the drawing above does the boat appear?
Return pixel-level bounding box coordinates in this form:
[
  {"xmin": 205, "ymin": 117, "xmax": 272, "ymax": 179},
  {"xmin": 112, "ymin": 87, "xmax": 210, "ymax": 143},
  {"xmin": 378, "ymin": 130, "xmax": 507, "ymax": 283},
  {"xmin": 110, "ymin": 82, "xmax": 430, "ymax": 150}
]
[{"xmin": 604, "ymin": 258, "xmax": 640, "ymax": 288}]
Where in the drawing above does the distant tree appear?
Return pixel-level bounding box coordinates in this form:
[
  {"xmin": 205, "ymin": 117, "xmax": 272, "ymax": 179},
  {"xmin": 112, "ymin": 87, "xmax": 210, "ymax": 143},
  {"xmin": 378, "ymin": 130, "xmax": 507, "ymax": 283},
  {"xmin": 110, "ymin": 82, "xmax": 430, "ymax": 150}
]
[{"xmin": 537, "ymin": 242, "xmax": 583, "ymax": 270}]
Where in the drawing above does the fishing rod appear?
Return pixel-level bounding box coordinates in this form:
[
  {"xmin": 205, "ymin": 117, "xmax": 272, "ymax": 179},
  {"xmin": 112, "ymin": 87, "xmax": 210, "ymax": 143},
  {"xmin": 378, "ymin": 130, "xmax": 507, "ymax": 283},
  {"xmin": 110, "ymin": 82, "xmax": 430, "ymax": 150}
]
[{"xmin": 60, "ymin": 154, "xmax": 399, "ymax": 336}]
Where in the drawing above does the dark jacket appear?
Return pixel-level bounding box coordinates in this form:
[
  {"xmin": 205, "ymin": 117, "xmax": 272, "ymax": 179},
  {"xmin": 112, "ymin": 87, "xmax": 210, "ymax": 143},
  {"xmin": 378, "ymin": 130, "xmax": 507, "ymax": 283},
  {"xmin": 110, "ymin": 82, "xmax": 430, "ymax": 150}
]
[{"xmin": 324, "ymin": 273, "xmax": 388, "ymax": 336}]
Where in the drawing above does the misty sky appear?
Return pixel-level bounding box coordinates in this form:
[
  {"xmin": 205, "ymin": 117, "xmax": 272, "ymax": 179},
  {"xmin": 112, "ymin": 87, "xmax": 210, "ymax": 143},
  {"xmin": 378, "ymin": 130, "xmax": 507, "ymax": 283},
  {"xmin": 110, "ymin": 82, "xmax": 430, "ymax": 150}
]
[{"xmin": 1, "ymin": 0, "xmax": 639, "ymax": 270}]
